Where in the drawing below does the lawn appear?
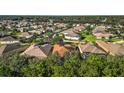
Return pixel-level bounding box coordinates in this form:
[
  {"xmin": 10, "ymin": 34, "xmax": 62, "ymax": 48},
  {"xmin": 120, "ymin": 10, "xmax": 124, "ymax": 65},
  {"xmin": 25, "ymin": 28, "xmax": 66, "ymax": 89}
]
[
  {"xmin": 83, "ymin": 35, "xmax": 96, "ymax": 42},
  {"xmin": 115, "ymin": 40, "xmax": 124, "ymax": 44},
  {"xmin": 110, "ymin": 38, "xmax": 122, "ymax": 42},
  {"xmin": 0, "ymin": 44, "xmax": 5, "ymax": 47},
  {"xmin": 121, "ymin": 33, "xmax": 124, "ymax": 36}
]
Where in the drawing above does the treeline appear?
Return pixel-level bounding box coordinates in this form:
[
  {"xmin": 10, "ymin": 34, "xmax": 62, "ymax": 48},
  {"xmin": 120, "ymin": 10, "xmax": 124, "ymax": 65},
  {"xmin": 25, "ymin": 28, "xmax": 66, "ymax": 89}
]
[
  {"xmin": 0, "ymin": 51, "xmax": 124, "ymax": 77},
  {"xmin": 0, "ymin": 16, "xmax": 124, "ymax": 24}
]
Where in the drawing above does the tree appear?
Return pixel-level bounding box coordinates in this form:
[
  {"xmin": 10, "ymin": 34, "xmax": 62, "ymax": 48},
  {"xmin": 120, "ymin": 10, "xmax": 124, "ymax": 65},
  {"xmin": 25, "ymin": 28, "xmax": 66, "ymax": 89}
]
[
  {"xmin": 78, "ymin": 54, "xmax": 105, "ymax": 77},
  {"xmin": 63, "ymin": 51, "xmax": 80, "ymax": 77}
]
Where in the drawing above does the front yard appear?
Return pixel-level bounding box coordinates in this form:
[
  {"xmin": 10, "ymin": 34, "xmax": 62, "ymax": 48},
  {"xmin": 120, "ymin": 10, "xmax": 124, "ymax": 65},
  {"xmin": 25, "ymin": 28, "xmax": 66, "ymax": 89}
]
[{"xmin": 83, "ymin": 35, "xmax": 96, "ymax": 42}]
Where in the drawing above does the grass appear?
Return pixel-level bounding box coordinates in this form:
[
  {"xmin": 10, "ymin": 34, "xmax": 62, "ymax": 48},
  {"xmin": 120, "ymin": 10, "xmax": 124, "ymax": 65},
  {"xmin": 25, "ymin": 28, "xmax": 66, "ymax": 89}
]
[
  {"xmin": 0, "ymin": 44, "xmax": 3, "ymax": 47},
  {"xmin": 120, "ymin": 33, "xmax": 124, "ymax": 36},
  {"xmin": 45, "ymin": 32, "xmax": 52, "ymax": 36},
  {"xmin": 114, "ymin": 40, "xmax": 124, "ymax": 44},
  {"xmin": 79, "ymin": 30, "xmax": 96, "ymax": 42},
  {"xmin": 83, "ymin": 35, "xmax": 96, "ymax": 42},
  {"xmin": 110, "ymin": 38, "xmax": 122, "ymax": 42}
]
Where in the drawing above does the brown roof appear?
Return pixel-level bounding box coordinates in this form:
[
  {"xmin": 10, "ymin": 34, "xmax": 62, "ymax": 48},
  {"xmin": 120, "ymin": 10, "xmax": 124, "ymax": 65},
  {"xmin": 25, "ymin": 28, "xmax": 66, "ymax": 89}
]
[
  {"xmin": 22, "ymin": 44, "xmax": 52, "ymax": 58},
  {"xmin": 92, "ymin": 26, "xmax": 106, "ymax": 33},
  {"xmin": 62, "ymin": 29, "xmax": 80, "ymax": 37},
  {"xmin": 52, "ymin": 44, "xmax": 68, "ymax": 57},
  {"xmin": 96, "ymin": 41, "xmax": 124, "ymax": 56},
  {"xmin": 93, "ymin": 33, "xmax": 112, "ymax": 37},
  {"xmin": 92, "ymin": 26, "xmax": 112, "ymax": 38},
  {"xmin": 54, "ymin": 23, "xmax": 67, "ymax": 28},
  {"xmin": 20, "ymin": 32, "xmax": 31, "ymax": 36},
  {"xmin": 78, "ymin": 42, "xmax": 106, "ymax": 54},
  {"xmin": 73, "ymin": 25, "xmax": 85, "ymax": 33}
]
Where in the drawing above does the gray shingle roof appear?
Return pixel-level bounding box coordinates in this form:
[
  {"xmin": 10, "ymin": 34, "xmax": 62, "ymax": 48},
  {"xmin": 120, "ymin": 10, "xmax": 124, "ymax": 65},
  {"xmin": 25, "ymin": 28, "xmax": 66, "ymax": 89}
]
[
  {"xmin": 40, "ymin": 44, "xmax": 52, "ymax": 55},
  {"xmin": 0, "ymin": 36, "xmax": 18, "ymax": 41},
  {"xmin": 0, "ymin": 44, "xmax": 24, "ymax": 55}
]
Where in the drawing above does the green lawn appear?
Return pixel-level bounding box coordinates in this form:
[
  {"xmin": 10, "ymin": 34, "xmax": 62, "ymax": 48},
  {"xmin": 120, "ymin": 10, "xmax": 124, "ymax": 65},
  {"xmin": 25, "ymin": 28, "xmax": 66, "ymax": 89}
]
[
  {"xmin": 0, "ymin": 44, "xmax": 5, "ymax": 47},
  {"xmin": 110, "ymin": 38, "xmax": 122, "ymax": 42},
  {"xmin": 121, "ymin": 33, "xmax": 124, "ymax": 36},
  {"xmin": 83, "ymin": 35, "xmax": 96, "ymax": 42},
  {"xmin": 79, "ymin": 30, "xmax": 96, "ymax": 42}
]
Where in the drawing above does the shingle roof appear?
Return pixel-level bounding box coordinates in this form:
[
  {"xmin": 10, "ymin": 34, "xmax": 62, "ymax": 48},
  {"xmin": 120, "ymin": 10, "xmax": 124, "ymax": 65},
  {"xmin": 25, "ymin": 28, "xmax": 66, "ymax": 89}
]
[
  {"xmin": 22, "ymin": 44, "xmax": 52, "ymax": 58},
  {"xmin": 40, "ymin": 44, "xmax": 52, "ymax": 56},
  {"xmin": 78, "ymin": 42, "xmax": 106, "ymax": 54},
  {"xmin": 92, "ymin": 26, "xmax": 106, "ymax": 33},
  {"xmin": 20, "ymin": 32, "xmax": 31, "ymax": 36},
  {"xmin": 52, "ymin": 44, "xmax": 68, "ymax": 57},
  {"xmin": 0, "ymin": 43, "xmax": 24, "ymax": 55},
  {"xmin": 96, "ymin": 41, "xmax": 124, "ymax": 56},
  {"xmin": 0, "ymin": 36, "xmax": 17, "ymax": 41},
  {"xmin": 62, "ymin": 28, "xmax": 80, "ymax": 37},
  {"xmin": 73, "ymin": 25, "xmax": 85, "ymax": 32},
  {"xmin": 92, "ymin": 26, "xmax": 112, "ymax": 38}
]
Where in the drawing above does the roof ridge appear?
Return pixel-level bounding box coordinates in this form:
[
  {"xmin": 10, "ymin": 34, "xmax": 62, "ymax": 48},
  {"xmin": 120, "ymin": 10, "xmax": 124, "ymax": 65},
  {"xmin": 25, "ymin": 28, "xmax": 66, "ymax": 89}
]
[{"xmin": 0, "ymin": 45, "xmax": 7, "ymax": 54}]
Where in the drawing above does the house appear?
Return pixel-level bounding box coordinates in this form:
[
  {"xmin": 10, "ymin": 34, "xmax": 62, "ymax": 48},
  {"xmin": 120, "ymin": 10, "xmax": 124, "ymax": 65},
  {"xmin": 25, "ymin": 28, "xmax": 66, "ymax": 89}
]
[
  {"xmin": 64, "ymin": 44, "xmax": 76, "ymax": 50},
  {"xmin": 21, "ymin": 44, "xmax": 52, "ymax": 58},
  {"xmin": 96, "ymin": 41, "xmax": 124, "ymax": 56},
  {"xmin": 46, "ymin": 27, "xmax": 54, "ymax": 32},
  {"xmin": 18, "ymin": 32, "xmax": 32, "ymax": 38},
  {"xmin": 92, "ymin": 26, "xmax": 106, "ymax": 33},
  {"xmin": 17, "ymin": 28, "xmax": 24, "ymax": 32},
  {"xmin": 52, "ymin": 44, "xmax": 68, "ymax": 57},
  {"xmin": 84, "ymin": 23, "xmax": 90, "ymax": 27},
  {"xmin": 54, "ymin": 23, "xmax": 68, "ymax": 29},
  {"xmin": 92, "ymin": 26, "xmax": 112, "ymax": 39},
  {"xmin": 62, "ymin": 29, "xmax": 81, "ymax": 40},
  {"xmin": 73, "ymin": 25, "xmax": 85, "ymax": 33},
  {"xmin": 0, "ymin": 36, "xmax": 19, "ymax": 44},
  {"xmin": 28, "ymin": 30, "xmax": 41, "ymax": 34},
  {"xmin": 93, "ymin": 33, "xmax": 112, "ymax": 39},
  {"xmin": 106, "ymin": 25, "xmax": 112, "ymax": 29},
  {"xmin": 0, "ymin": 43, "xmax": 28, "ymax": 56},
  {"xmin": 78, "ymin": 42, "xmax": 106, "ymax": 54}
]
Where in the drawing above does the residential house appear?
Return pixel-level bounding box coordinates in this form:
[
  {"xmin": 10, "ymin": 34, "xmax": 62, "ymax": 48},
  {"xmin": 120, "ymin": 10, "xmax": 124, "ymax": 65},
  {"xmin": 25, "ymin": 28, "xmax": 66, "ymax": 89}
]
[
  {"xmin": 84, "ymin": 23, "xmax": 90, "ymax": 27},
  {"xmin": 93, "ymin": 33, "xmax": 112, "ymax": 39},
  {"xmin": 62, "ymin": 29, "xmax": 81, "ymax": 40},
  {"xmin": 78, "ymin": 42, "xmax": 106, "ymax": 54},
  {"xmin": 0, "ymin": 36, "xmax": 19, "ymax": 44},
  {"xmin": 96, "ymin": 41, "xmax": 124, "ymax": 56},
  {"xmin": 22, "ymin": 44, "xmax": 52, "ymax": 58},
  {"xmin": 52, "ymin": 44, "xmax": 68, "ymax": 57},
  {"xmin": 0, "ymin": 43, "xmax": 28, "ymax": 56},
  {"xmin": 46, "ymin": 27, "xmax": 54, "ymax": 32},
  {"xmin": 78, "ymin": 42, "xmax": 106, "ymax": 59},
  {"xmin": 18, "ymin": 32, "xmax": 32, "ymax": 38},
  {"xmin": 54, "ymin": 23, "xmax": 68, "ymax": 29},
  {"xmin": 17, "ymin": 28, "xmax": 24, "ymax": 32},
  {"xmin": 73, "ymin": 25, "xmax": 85, "ymax": 33},
  {"xmin": 64, "ymin": 44, "xmax": 76, "ymax": 50},
  {"xmin": 92, "ymin": 26, "xmax": 112, "ymax": 39},
  {"xmin": 28, "ymin": 30, "xmax": 41, "ymax": 34},
  {"xmin": 106, "ymin": 25, "xmax": 112, "ymax": 29}
]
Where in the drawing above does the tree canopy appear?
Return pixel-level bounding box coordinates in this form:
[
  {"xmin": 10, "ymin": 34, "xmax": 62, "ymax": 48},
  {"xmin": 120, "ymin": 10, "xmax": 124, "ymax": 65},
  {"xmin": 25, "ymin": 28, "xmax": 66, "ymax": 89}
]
[{"xmin": 0, "ymin": 52, "xmax": 124, "ymax": 77}]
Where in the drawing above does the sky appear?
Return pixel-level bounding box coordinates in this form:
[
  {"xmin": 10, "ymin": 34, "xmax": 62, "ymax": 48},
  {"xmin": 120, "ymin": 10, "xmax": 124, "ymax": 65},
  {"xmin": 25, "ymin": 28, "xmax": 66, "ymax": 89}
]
[{"xmin": 0, "ymin": 0, "xmax": 123, "ymax": 15}]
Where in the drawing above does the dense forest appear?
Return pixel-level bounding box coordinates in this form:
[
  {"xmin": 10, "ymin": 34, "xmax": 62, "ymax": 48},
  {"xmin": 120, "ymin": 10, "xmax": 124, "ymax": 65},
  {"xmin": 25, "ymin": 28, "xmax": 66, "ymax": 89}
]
[{"xmin": 0, "ymin": 51, "xmax": 124, "ymax": 77}]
